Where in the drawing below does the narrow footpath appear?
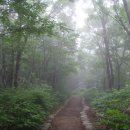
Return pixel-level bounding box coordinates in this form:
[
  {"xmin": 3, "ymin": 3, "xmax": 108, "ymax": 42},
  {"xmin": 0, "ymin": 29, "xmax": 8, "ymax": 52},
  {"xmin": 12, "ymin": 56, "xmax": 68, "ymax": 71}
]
[{"xmin": 48, "ymin": 96, "xmax": 85, "ymax": 130}]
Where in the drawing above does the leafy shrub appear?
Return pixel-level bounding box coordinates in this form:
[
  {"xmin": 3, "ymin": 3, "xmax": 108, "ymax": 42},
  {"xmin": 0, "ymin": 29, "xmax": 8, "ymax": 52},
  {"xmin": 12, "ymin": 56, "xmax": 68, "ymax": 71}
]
[
  {"xmin": 83, "ymin": 87, "xmax": 105, "ymax": 101},
  {"xmin": 92, "ymin": 88, "xmax": 130, "ymax": 112},
  {"xmin": 99, "ymin": 109, "xmax": 130, "ymax": 130},
  {"xmin": 0, "ymin": 101, "xmax": 44, "ymax": 130},
  {"xmin": 0, "ymin": 85, "xmax": 63, "ymax": 130},
  {"xmin": 84, "ymin": 87, "xmax": 130, "ymax": 130}
]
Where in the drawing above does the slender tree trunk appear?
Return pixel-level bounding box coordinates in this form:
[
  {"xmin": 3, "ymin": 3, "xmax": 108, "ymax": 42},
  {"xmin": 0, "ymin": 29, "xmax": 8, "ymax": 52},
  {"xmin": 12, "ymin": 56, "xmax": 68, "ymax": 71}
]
[
  {"xmin": 117, "ymin": 63, "xmax": 121, "ymax": 90},
  {"xmin": 13, "ymin": 12, "xmax": 23, "ymax": 87},
  {"xmin": 114, "ymin": 0, "xmax": 130, "ymax": 39},
  {"xmin": 108, "ymin": 54, "xmax": 114, "ymax": 87},
  {"xmin": 6, "ymin": 47, "xmax": 15, "ymax": 87},
  {"xmin": 13, "ymin": 34, "xmax": 28, "ymax": 87},
  {"xmin": 122, "ymin": 0, "xmax": 130, "ymax": 26},
  {"xmin": 14, "ymin": 51, "xmax": 22, "ymax": 87},
  {"xmin": 28, "ymin": 47, "xmax": 36, "ymax": 84},
  {"xmin": 1, "ymin": 47, "xmax": 6, "ymax": 87},
  {"xmin": 116, "ymin": 61, "xmax": 122, "ymax": 90},
  {"xmin": 1, "ymin": 35, "xmax": 7, "ymax": 87},
  {"xmin": 105, "ymin": 55, "xmax": 112, "ymax": 89},
  {"xmin": 10, "ymin": 49, "xmax": 15, "ymax": 87}
]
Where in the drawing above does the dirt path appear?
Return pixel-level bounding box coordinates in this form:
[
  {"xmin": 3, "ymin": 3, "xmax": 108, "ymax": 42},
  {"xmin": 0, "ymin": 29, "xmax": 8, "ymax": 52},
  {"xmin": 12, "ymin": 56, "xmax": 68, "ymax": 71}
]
[{"xmin": 48, "ymin": 96, "xmax": 85, "ymax": 130}]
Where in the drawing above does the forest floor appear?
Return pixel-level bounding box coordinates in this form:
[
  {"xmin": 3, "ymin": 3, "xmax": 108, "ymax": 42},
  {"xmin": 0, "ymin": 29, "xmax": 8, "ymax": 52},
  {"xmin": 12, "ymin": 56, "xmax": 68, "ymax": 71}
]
[{"xmin": 48, "ymin": 96, "xmax": 94, "ymax": 130}]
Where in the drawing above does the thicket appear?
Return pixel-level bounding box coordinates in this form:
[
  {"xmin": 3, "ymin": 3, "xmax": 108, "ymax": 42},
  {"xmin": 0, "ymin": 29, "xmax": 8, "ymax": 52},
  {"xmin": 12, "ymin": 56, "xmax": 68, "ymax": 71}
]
[
  {"xmin": 0, "ymin": 84, "xmax": 67, "ymax": 130},
  {"xmin": 84, "ymin": 87, "xmax": 130, "ymax": 130}
]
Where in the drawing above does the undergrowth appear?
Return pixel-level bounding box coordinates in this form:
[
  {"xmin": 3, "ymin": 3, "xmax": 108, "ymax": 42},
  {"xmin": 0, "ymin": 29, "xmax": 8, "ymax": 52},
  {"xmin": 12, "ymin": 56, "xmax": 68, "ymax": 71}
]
[
  {"xmin": 0, "ymin": 84, "xmax": 67, "ymax": 130},
  {"xmin": 84, "ymin": 87, "xmax": 130, "ymax": 130}
]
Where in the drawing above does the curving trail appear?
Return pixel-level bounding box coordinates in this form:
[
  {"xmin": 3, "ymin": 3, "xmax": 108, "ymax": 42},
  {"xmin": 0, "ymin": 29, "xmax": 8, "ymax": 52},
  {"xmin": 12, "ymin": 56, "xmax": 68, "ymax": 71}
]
[{"xmin": 48, "ymin": 96, "xmax": 85, "ymax": 130}]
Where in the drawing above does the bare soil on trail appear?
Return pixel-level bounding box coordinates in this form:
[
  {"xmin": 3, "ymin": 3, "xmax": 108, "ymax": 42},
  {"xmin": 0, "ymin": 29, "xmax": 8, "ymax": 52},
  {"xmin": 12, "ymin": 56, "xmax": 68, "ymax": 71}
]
[{"xmin": 48, "ymin": 96, "xmax": 85, "ymax": 130}]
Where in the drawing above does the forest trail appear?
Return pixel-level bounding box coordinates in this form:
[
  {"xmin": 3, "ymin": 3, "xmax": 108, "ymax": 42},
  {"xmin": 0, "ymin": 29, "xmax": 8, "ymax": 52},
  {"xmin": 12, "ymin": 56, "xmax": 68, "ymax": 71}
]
[{"xmin": 48, "ymin": 96, "xmax": 85, "ymax": 130}]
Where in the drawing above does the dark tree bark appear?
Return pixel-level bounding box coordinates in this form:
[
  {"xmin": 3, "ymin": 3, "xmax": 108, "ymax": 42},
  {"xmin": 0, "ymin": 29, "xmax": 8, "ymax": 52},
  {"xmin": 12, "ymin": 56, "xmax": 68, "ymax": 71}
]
[
  {"xmin": 1, "ymin": 46, "xmax": 6, "ymax": 87},
  {"xmin": 117, "ymin": 62, "xmax": 121, "ymax": 90},
  {"xmin": 14, "ymin": 35, "xmax": 28, "ymax": 87},
  {"xmin": 7, "ymin": 49, "xmax": 14, "ymax": 87},
  {"xmin": 14, "ymin": 51, "xmax": 22, "ymax": 87}
]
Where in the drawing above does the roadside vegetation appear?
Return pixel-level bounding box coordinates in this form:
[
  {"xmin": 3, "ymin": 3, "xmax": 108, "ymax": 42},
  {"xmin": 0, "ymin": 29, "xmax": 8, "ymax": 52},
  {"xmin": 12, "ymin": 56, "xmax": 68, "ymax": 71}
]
[
  {"xmin": 84, "ymin": 87, "xmax": 130, "ymax": 130},
  {"xmin": 0, "ymin": 84, "xmax": 67, "ymax": 130}
]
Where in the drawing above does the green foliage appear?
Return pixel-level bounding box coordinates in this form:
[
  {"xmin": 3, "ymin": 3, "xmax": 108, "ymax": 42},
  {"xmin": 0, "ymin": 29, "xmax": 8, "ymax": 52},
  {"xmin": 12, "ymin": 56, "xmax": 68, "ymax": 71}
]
[
  {"xmin": 92, "ymin": 88, "xmax": 130, "ymax": 112},
  {"xmin": 83, "ymin": 87, "xmax": 105, "ymax": 102},
  {"xmin": 0, "ymin": 85, "xmax": 63, "ymax": 130},
  {"xmin": 84, "ymin": 87, "xmax": 130, "ymax": 130},
  {"xmin": 0, "ymin": 0, "xmax": 77, "ymax": 88},
  {"xmin": 99, "ymin": 109, "xmax": 130, "ymax": 130}
]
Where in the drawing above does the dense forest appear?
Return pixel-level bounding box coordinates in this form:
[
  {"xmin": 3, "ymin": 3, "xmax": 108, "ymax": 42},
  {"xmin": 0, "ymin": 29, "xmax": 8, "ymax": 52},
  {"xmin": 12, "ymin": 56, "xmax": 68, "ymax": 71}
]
[{"xmin": 1, "ymin": 0, "xmax": 130, "ymax": 130}]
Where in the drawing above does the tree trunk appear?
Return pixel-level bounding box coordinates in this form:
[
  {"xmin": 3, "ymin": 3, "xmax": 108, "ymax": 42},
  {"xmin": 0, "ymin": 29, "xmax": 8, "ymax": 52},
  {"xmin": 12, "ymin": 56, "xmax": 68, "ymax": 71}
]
[
  {"xmin": 10, "ymin": 49, "xmax": 15, "ymax": 87},
  {"xmin": 14, "ymin": 51, "xmax": 22, "ymax": 87},
  {"xmin": 117, "ymin": 63, "xmax": 121, "ymax": 90},
  {"xmin": 122, "ymin": 0, "xmax": 130, "ymax": 26},
  {"xmin": 7, "ymin": 48, "xmax": 14, "ymax": 87},
  {"xmin": 1, "ymin": 47, "xmax": 6, "ymax": 87},
  {"xmin": 108, "ymin": 54, "xmax": 114, "ymax": 88},
  {"xmin": 101, "ymin": 17, "xmax": 114, "ymax": 89},
  {"xmin": 114, "ymin": 0, "xmax": 130, "ymax": 39}
]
